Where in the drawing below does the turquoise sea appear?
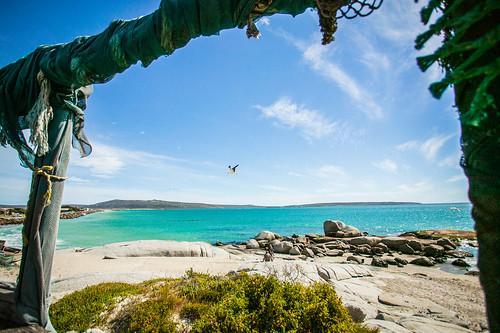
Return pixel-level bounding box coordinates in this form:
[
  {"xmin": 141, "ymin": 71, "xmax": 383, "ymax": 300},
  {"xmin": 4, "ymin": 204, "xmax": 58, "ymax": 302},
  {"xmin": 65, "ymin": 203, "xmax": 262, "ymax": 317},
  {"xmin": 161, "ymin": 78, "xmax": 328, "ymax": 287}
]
[{"xmin": 0, "ymin": 203, "xmax": 474, "ymax": 250}]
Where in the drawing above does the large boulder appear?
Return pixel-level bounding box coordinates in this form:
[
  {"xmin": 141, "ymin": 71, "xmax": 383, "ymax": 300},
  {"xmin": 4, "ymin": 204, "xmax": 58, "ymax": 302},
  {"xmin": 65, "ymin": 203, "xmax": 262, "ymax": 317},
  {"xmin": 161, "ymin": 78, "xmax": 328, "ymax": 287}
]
[
  {"xmin": 410, "ymin": 257, "xmax": 435, "ymax": 267},
  {"xmin": 424, "ymin": 244, "xmax": 445, "ymax": 258},
  {"xmin": 89, "ymin": 240, "xmax": 229, "ymax": 258},
  {"xmin": 346, "ymin": 256, "xmax": 364, "ymax": 264},
  {"xmin": 399, "ymin": 243, "xmax": 416, "ymax": 255},
  {"xmin": 323, "ymin": 220, "xmax": 361, "ymax": 237},
  {"xmin": 302, "ymin": 248, "xmax": 315, "ymax": 258},
  {"xmin": 255, "ymin": 231, "xmax": 276, "ymax": 241},
  {"xmin": 246, "ymin": 239, "xmax": 260, "ymax": 249},
  {"xmin": 452, "ymin": 259, "xmax": 470, "ymax": 267},
  {"xmin": 371, "ymin": 258, "xmax": 388, "ymax": 268},
  {"xmin": 257, "ymin": 240, "xmax": 269, "ymax": 248},
  {"xmin": 437, "ymin": 238, "xmax": 457, "ymax": 249},
  {"xmin": 272, "ymin": 240, "xmax": 293, "ymax": 254},
  {"xmin": 407, "ymin": 239, "xmax": 424, "ymax": 252},
  {"xmin": 372, "ymin": 242, "xmax": 388, "ymax": 253},
  {"xmin": 354, "ymin": 245, "xmax": 372, "ymax": 255},
  {"xmin": 349, "ymin": 237, "xmax": 381, "ymax": 247},
  {"xmin": 289, "ymin": 247, "xmax": 301, "ymax": 255},
  {"xmin": 380, "ymin": 237, "xmax": 409, "ymax": 250}
]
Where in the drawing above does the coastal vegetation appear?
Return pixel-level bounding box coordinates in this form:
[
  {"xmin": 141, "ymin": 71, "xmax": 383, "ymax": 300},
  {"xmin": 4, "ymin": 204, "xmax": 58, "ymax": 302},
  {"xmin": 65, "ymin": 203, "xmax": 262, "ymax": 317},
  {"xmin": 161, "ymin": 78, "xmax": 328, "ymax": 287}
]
[{"xmin": 50, "ymin": 271, "xmax": 378, "ymax": 332}]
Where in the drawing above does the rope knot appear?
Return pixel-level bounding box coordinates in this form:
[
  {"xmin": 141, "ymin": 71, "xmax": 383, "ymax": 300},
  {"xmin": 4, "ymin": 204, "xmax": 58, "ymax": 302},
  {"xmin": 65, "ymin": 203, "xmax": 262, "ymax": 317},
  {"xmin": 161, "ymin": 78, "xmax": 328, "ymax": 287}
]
[{"xmin": 34, "ymin": 166, "xmax": 67, "ymax": 207}]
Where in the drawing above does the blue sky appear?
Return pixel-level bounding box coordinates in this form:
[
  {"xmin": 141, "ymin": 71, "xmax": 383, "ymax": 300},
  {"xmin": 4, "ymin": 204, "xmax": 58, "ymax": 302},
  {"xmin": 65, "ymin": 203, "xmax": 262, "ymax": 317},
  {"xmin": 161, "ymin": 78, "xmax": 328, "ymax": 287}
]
[{"xmin": 0, "ymin": 1, "xmax": 468, "ymax": 205}]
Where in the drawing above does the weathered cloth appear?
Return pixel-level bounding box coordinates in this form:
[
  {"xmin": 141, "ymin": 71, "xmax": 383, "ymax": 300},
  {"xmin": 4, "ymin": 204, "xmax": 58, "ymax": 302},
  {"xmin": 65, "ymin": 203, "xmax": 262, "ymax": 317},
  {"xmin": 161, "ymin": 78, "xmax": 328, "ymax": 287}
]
[
  {"xmin": 0, "ymin": 0, "xmax": 314, "ymax": 170},
  {"xmin": 0, "ymin": 1, "xmax": 316, "ymax": 329}
]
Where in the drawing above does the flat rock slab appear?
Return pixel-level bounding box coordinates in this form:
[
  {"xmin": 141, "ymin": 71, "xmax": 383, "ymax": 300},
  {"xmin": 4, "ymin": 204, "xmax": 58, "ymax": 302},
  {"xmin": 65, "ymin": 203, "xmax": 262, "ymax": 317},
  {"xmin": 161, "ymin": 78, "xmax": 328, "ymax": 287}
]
[
  {"xmin": 398, "ymin": 316, "xmax": 474, "ymax": 333},
  {"xmin": 378, "ymin": 292, "xmax": 456, "ymax": 319},
  {"xmin": 379, "ymin": 293, "xmax": 414, "ymax": 307},
  {"xmin": 317, "ymin": 264, "xmax": 373, "ymax": 281},
  {"xmin": 364, "ymin": 319, "xmax": 412, "ymax": 333},
  {"xmin": 84, "ymin": 240, "xmax": 230, "ymax": 258}
]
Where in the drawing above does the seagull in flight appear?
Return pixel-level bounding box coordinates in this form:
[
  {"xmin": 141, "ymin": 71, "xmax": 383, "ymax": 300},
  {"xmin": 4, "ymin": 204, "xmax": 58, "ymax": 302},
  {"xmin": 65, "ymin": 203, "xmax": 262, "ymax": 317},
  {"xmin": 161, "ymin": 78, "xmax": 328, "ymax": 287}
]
[{"xmin": 228, "ymin": 164, "xmax": 239, "ymax": 174}]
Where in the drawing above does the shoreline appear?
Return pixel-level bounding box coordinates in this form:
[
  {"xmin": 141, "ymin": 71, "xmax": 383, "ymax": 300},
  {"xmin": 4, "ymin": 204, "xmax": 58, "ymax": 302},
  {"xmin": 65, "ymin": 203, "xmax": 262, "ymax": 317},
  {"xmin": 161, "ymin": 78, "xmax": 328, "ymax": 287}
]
[
  {"xmin": 0, "ymin": 207, "xmax": 101, "ymax": 226},
  {"xmin": 0, "ymin": 237, "xmax": 487, "ymax": 332}
]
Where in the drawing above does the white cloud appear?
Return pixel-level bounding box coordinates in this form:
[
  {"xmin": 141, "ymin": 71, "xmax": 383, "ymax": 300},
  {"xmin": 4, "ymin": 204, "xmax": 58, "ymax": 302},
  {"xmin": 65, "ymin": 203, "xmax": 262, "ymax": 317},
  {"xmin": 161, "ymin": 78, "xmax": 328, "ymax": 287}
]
[
  {"xmin": 72, "ymin": 145, "xmax": 125, "ymax": 177},
  {"xmin": 71, "ymin": 142, "xmax": 197, "ymax": 179},
  {"xmin": 373, "ymin": 158, "xmax": 399, "ymax": 173},
  {"xmin": 371, "ymin": 1, "xmax": 422, "ymax": 45},
  {"xmin": 420, "ymin": 135, "xmax": 453, "ymax": 160},
  {"xmin": 256, "ymin": 97, "xmax": 336, "ymax": 140},
  {"xmin": 351, "ymin": 31, "xmax": 391, "ymax": 73},
  {"xmin": 258, "ymin": 184, "xmax": 288, "ymax": 192},
  {"xmin": 317, "ymin": 165, "xmax": 346, "ymax": 178},
  {"xmin": 396, "ymin": 140, "xmax": 419, "ymax": 151},
  {"xmin": 397, "ymin": 134, "xmax": 454, "ymax": 161},
  {"xmin": 398, "ymin": 180, "xmax": 432, "ymax": 193},
  {"xmin": 301, "ymin": 43, "xmax": 384, "ymax": 119},
  {"xmin": 276, "ymin": 31, "xmax": 384, "ymax": 119}
]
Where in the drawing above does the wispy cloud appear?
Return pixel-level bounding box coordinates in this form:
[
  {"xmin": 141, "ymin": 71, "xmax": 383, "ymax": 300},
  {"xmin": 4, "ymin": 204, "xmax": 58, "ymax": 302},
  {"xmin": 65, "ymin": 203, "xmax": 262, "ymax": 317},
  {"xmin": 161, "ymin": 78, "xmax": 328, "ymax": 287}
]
[
  {"xmin": 373, "ymin": 158, "xmax": 399, "ymax": 173},
  {"xmin": 71, "ymin": 143, "xmax": 207, "ymax": 180},
  {"xmin": 277, "ymin": 31, "xmax": 384, "ymax": 119},
  {"xmin": 350, "ymin": 31, "xmax": 391, "ymax": 74},
  {"xmin": 438, "ymin": 154, "xmax": 461, "ymax": 168},
  {"xmin": 371, "ymin": 1, "xmax": 422, "ymax": 45},
  {"xmin": 398, "ymin": 180, "xmax": 432, "ymax": 193},
  {"xmin": 259, "ymin": 184, "xmax": 289, "ymax": 192},
  {"xmin": 316, "ymin": 164, "xmax": 346, "ymax": 178},
  {"xmin": 397, "ymin": 134, "xmax": 454, "ymax": 161},
  {"xmin": 287, "ymin": 171, "xmax": 304, "ymax": 177},
  {"xmin": 256, "ymin": 97, "xmax": 336, "ymax": 140}
]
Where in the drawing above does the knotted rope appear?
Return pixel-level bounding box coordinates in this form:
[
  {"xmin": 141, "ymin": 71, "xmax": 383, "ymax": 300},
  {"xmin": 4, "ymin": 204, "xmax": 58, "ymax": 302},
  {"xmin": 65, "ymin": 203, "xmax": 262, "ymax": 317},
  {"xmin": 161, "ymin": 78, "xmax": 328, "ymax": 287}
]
[{"xmin": 34, "ymin": 166, "xmax": 67, "ymax": 207}]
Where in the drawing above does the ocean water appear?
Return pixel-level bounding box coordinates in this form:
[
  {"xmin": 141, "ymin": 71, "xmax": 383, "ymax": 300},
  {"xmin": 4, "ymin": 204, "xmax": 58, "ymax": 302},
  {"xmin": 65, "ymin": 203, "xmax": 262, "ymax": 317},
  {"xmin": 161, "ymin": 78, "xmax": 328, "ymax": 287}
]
[{"xmin": 0, "ymin": 203, "xmax": 474, "ymax": 250}]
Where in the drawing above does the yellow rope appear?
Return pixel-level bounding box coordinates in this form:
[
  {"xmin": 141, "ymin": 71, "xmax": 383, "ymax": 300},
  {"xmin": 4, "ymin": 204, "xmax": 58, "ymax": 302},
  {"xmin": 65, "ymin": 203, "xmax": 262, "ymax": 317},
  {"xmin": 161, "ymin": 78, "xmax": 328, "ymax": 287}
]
[{"xmin": 34, "ymin": 166, "xmax": 67, "ymax": 207}]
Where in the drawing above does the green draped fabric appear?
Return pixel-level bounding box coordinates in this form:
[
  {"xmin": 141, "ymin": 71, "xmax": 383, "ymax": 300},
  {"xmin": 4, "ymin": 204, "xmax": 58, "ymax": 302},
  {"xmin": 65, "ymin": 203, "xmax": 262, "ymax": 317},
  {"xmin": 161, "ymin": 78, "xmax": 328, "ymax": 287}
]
[
  {"xmin": 0, "ymin": 0, "xmax": 315, "ymax": 170},
  {"xmin": 0, "ymin": 0, "xmax": 317, "ymax": 329}
]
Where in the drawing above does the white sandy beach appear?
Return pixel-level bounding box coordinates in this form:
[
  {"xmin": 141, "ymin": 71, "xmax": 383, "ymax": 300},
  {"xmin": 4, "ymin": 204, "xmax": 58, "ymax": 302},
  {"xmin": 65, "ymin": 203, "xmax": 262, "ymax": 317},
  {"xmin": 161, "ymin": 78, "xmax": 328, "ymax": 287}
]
[{"xmin": 0, "ymin": 240, "xmax": 488, "ymax": 332}]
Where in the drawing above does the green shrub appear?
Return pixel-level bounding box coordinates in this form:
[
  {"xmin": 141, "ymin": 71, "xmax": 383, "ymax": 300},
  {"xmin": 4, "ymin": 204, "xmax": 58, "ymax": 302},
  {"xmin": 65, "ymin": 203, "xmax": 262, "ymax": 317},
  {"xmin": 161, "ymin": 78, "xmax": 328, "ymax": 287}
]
[
  {"xmin": 49, "ymin": 282, "xmax": 141, "ymax": 332},
  {"xmin": 50, "ymin": 273, "xmax": 378, "ymax": 333},
  {"xmin": 127, "ymin": 296, "xmax": 179, "ymax": 332}
]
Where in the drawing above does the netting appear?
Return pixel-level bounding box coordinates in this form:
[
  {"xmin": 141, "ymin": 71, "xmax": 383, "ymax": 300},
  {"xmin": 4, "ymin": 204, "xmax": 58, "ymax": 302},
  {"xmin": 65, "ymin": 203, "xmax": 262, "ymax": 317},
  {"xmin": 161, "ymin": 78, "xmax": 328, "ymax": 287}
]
[
  {"xmin": 316, "ymin": 0, "xmax": 384, "ymax": 44},
  {"xmin": 336, "ymin": 0, "xmax": 383, "ymax": 19}
]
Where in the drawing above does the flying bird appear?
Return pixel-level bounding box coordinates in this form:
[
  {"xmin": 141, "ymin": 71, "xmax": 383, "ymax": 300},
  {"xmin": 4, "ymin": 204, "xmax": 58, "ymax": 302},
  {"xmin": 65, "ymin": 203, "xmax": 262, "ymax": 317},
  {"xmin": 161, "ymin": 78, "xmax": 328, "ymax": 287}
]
[{"xmin": 228, "ymin": 164, "xmax": 239, "ymax": 174}]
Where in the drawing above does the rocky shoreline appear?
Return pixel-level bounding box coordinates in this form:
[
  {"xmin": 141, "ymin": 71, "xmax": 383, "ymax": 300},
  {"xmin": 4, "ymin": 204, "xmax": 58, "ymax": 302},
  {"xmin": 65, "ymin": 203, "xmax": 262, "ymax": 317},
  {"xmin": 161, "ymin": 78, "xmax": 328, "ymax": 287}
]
[
  {"xmin": 0, "ymin": 207, "xmax": 100, "ymax": 226},
  {"xmin": 224, "ymin": 220, "xmax": 478, "ymax": 275},
  {"xmin": 0, "ymin": 221, "xmax": 485, "ymax": 332}
]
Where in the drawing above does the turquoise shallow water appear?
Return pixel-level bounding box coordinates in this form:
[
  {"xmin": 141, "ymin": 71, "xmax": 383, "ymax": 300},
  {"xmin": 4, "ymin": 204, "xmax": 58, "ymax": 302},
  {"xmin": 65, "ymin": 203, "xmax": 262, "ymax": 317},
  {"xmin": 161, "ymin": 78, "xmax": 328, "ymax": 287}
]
[{"xmin": 0, "ymin": 203, "xmax": 474, "ymax": 249}]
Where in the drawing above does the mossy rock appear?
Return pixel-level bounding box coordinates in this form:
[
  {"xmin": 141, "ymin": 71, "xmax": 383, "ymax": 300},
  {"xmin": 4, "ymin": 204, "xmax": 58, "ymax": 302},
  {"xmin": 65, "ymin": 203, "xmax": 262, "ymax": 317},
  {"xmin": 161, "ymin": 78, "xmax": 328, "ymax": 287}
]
[{"xmin": 50, "ymin": 272, "xmax": 378, "ymax": 332}]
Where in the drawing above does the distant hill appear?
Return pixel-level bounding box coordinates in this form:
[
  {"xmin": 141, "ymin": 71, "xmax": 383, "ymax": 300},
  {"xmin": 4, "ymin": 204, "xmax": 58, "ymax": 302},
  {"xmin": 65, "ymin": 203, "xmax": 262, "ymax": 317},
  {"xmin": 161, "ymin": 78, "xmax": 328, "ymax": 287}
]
[
  {"xmin": 75, "ymin": 199, "xmax": 422, "ymax": 210},
  {"xmin": 283, "ymin": 202, "xmax": 421, "ymax": 208},
  {"xmin": 80, "ymin": 199, "xmax": 260, "ymax": 210}
]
